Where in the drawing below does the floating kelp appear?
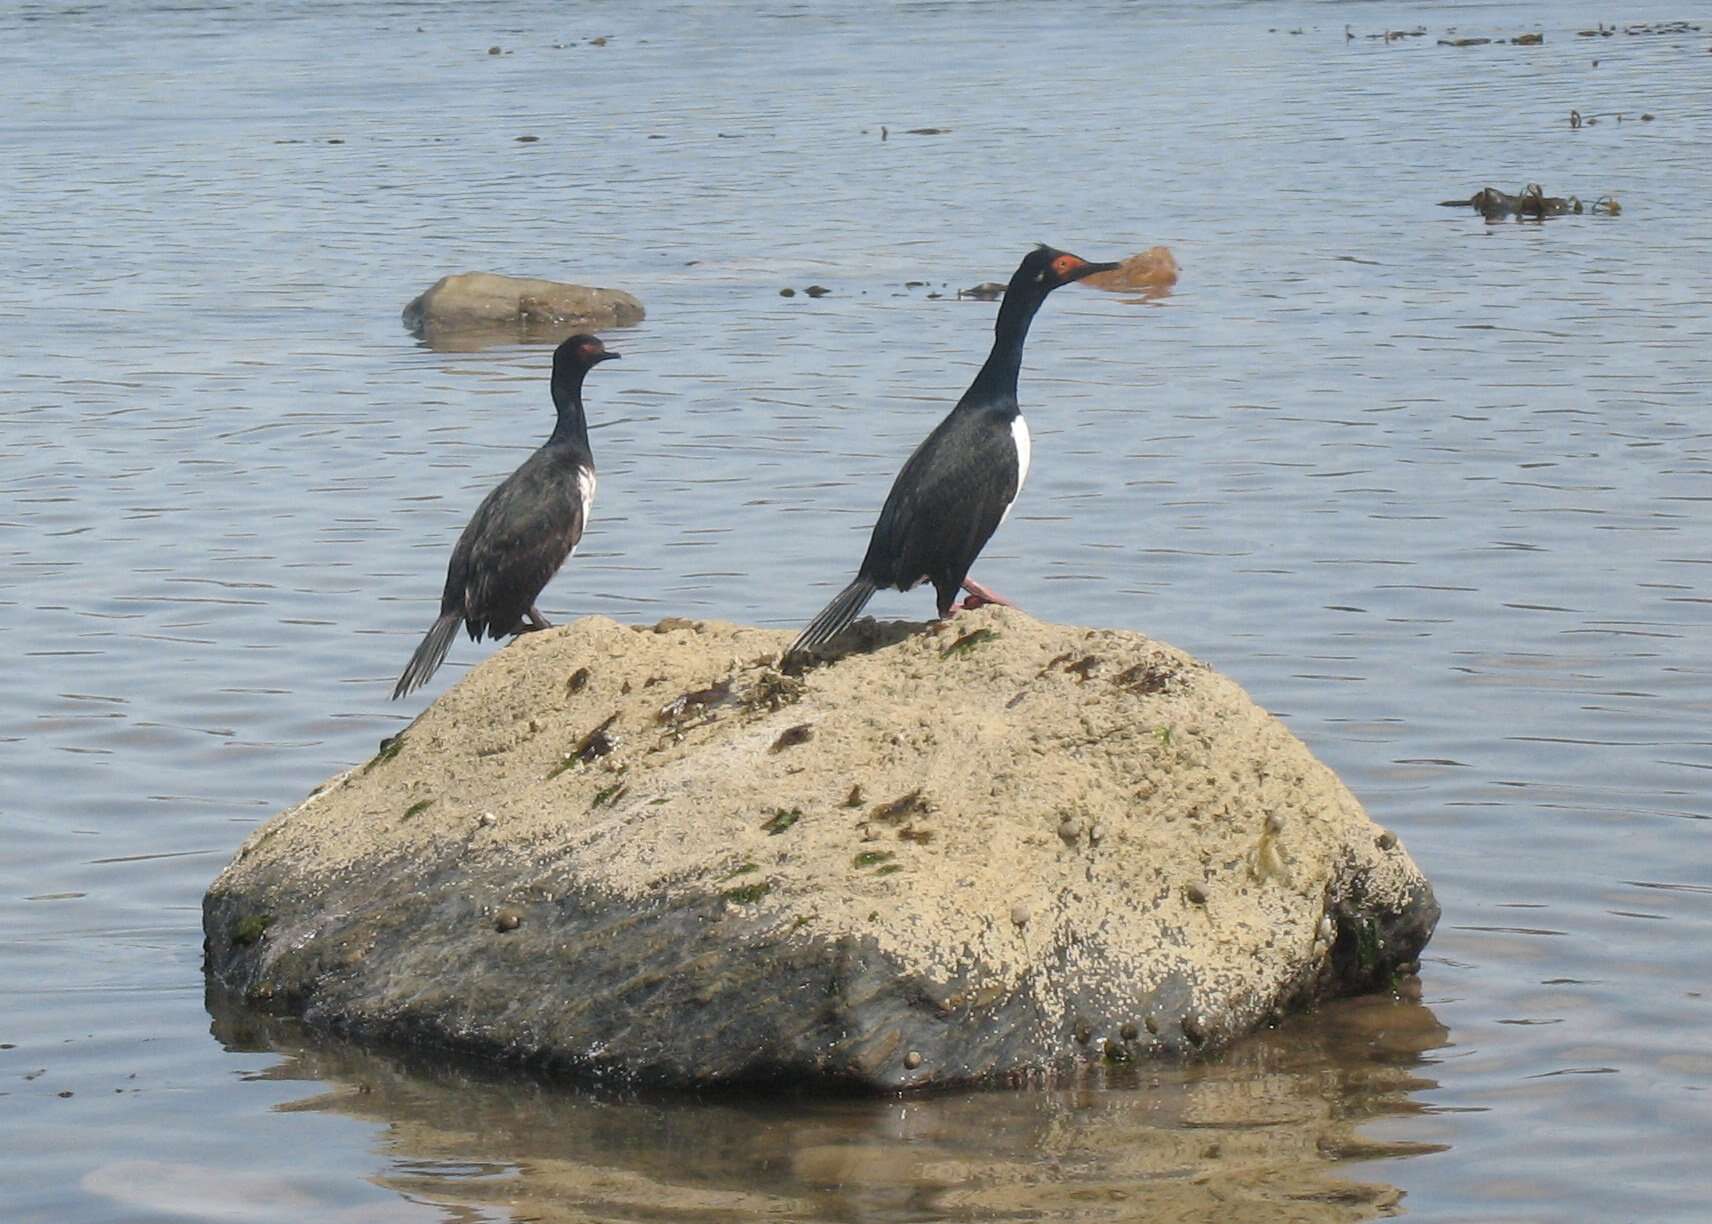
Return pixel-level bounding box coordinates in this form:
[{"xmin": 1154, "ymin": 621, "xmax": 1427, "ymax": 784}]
[{"xmin": 1439, "ymin": 183, "xmax": 1620, "ymax": 220}]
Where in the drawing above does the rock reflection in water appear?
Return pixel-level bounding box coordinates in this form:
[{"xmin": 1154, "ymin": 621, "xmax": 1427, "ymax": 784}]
[{"xmin": 210, "ymin": 987, "xmax": 1448, "ymax": 1223}]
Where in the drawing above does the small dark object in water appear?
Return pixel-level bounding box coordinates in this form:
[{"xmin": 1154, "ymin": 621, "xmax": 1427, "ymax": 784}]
[
  {"xmin": 393, "ymin": 335, "xmax": 618, "ymax": 699},
  {"xmin": 959, "ymin": 281, "xmax": 1005, "ymax": 301},
  {"xmin": 516, "ymin": 134, "xmax": 539, "ymax": 143},
  {"xmin": 805, "ymin": 285, "xmax": 831, "ymax": 298},
  {"xmin": 1513, "ymin": 184, "xmax": 1581, "ymax": 217},
  {"xmin": 1512, "ymin": 32, "xmax": 1543, "ymax": 45},
  {"xmin": 1439, "ymin": 184, "xmax": 1584, "ymax": 220},
  {"xmin": 906, "ymin": 127, "xmax": 950, "ymax": 135},
  {"xmin": 1437, "ymin": 37, "xmax": 1491, "ymax": 47},
  {"xmin": 779, "ymin": 287, "xmax": 796, "ymax": 297}
]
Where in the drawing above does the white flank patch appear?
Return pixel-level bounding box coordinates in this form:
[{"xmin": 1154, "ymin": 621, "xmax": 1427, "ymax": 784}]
[
  {"xmin": 579, "ymin": 466, "xmax": 597, "ymax": 522},
  {"xmin": 999, "ymin": 414, "xmax": 1031, "ymax": 526},
  {"xmin": 575, "ymin": 466, "xmax": 596, "ymax": 554}
]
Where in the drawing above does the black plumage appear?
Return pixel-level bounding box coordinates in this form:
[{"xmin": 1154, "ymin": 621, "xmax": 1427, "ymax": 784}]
[
  {"xmin": 393, "ymin": 334, "xmax": 619, "ymax": 699},
  {"xmin": 790, "ymin": 245, "xmax": 1116, "ymax": 656}
]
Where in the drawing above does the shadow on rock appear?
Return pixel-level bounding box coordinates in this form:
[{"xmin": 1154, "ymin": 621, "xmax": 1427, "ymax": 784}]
[{"xmin": 782, "ymin": 615, "xmax": 931, "ymax": 671}]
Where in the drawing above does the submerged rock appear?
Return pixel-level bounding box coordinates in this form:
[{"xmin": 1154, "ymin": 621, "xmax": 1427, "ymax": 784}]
[
  {"xmin": 203, "ymin": 610, "xmax": 1437, "ymax": 1091},
  {"xmin": 402, "ymin": 272, "xmax": 644, "ymax": 349}
]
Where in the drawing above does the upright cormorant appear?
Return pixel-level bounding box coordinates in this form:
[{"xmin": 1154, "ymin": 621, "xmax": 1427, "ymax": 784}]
[
  {"xmin": 393, "ymin": 333, "xmax": 619, "ymax": 698},
  {"xmin": 789, "ymin": 245, "xmax": 1116, "ymax": 656}
]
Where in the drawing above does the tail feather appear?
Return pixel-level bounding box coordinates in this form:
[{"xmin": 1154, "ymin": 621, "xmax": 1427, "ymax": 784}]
[
  {"xmin": 393, "ymin": 612, "xmax": 462, "ymax": 700},
  {"xmin": 789, "ymin": 578, "xmax": 878, "ymax": 657}
]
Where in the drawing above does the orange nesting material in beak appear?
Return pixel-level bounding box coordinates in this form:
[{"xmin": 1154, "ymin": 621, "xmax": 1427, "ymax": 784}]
[{"xmin": 1079, "ymin": 246, "xmax": 1180, "ymax": 293}]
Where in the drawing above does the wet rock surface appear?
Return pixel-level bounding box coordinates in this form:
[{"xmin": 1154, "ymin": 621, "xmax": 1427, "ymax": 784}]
[
  {"xmin": 204, "ymin": 610, "xmax": 1437, "ymax": 1091},
  {"xmin": 402, "ymin": 271, "xmax": 644, "ymax": 348}
]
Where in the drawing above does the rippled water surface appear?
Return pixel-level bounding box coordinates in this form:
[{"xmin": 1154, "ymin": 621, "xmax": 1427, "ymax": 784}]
[{"xmin": 4, "ymin": 2, "xmax": 1710, "ymax": 1221}]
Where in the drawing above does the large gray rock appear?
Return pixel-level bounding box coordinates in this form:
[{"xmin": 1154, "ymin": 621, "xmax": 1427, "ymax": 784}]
[
  {"xmin": 203, "ymin": 611, "xmax": 1437, "ymax": 1090},
  {"xmin": 402, "ymin": 272, "xmax": 644, "ymax": 348}
]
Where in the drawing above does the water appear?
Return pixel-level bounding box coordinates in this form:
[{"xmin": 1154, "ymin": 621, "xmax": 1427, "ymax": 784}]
[{"xmin": 3, "ymin": 2, "xmax": 1709, "ymax": 1220}]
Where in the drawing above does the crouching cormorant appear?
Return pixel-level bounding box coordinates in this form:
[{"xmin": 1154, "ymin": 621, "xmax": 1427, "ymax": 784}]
[
  {"xmin": 789, "ymin": 245, "xmax": 1117, "ymax": 657},
  {"xmin": 393, "ymin": 333, "xmax": 619, "ymax": 699}
]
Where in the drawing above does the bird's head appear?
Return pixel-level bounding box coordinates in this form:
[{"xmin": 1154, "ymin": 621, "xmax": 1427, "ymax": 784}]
[
  {"xmin": 1015, "ymin": 245, "xmax": 1120, "ymax": 292},
  {"xmin": 554, "ymin": 334, "xmax": 622, "ymax": 377}
]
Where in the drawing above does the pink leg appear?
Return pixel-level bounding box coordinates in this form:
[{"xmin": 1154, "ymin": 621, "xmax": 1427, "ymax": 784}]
[{"xmin": 958, "ymin": 577, "xmax": 1018, "ymax": 612}]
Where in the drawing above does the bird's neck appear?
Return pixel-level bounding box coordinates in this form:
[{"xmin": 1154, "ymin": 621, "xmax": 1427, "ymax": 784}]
[
  {"xmin": 962, "ymin": 281, "xmax": 1045, "ymax": 410},
  {"xmin": 548, "ymin": 374, "xmax": 592, "ymax": 450}
]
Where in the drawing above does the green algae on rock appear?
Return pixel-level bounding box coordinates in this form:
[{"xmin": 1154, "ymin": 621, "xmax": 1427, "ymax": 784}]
[{"xmin": 203, "ymin": 610, "xmax": 1437, "ymax": 1090}]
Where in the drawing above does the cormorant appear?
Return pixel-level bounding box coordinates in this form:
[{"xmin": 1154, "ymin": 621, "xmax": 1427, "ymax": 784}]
[
  {"xmin": 789, "ymin": 246, "xmax": 1116, "ymax": 656},
  {"xmin": 393, "ymin": 333, "xmax": 618, "ymax": 698}
]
